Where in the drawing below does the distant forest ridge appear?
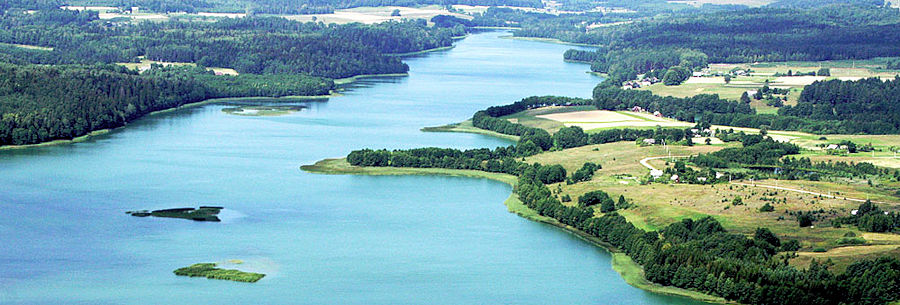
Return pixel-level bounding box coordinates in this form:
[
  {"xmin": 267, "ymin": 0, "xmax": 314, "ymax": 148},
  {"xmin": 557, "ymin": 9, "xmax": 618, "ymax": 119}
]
[
  {"xmin": 469, "ymin": 3, "xmax": 900, "ymax": 90},
  {"xmin": 4, "ymin": 0, "xmax": 543, "ymax": 14},
  {"xmin": 588, "ymin": 5, "xmax": 900, "ymax": 63},
  {"xmin": 0, "ymin": 9, "xmax": 463, "ymax": 78}
]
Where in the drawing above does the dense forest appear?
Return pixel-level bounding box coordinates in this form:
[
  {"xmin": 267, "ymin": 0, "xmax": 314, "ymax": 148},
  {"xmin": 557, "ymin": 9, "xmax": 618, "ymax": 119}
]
[
  {"xmin": 588, "ymin": 6, "xmax": 900, "ymax": 63},
  {"xmin": 345, "ymin": 98, "xmax": 900, "ymax": 305},
  {"xmin": 780, "ymin": 77, "xmax": 900, "ymax": 134},
  {"xmin": 0, "ymin": 8, "xmax": 462, "ymax": 78},
  {"xmin": 0, "ymin": 63, "xmax": 333, "ymax": 146}
]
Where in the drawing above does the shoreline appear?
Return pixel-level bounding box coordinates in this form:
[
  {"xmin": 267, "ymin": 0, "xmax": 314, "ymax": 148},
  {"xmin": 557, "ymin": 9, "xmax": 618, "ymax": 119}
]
[
  {"xmin": 334, "ymin": 73, "xmax": 409, "ymax": 85},
  {"xmin": 387, "ymin": 46, "xmax": 455, "ymax": 57},
  {"xmin": 420, "ymin": 120, "xmax": 520, "ymax": 142},
  {"xmin": 471, "ymin": 26, "xmax": 522, "ymax": 30},
  {"xmin": 498, "ymin": 35, "xmax": 601, "ymax": 48},
  {"xmin": 0, "ymin": 78, "xmax": 381, "ymax": 150},
  {"xmin": 300, "ymin": 158, "xmax": 729, "ymax": 304},
  {"xmin": 0, "ymin": 95, "xmax": 338, "ymax": 150}
]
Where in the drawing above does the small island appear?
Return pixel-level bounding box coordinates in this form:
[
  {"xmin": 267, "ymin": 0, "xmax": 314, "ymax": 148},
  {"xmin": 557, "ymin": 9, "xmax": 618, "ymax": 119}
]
[
  {"xmin": 173, "ymin": 263, "xmax": 265, "ymax": 283},
  {"xmin": 222, "ymin": 105, "xmax": 307, "ymax": 116},
  {"xmin": 126, "ymin": 206, "xmax": 223, "ymax": 222}
]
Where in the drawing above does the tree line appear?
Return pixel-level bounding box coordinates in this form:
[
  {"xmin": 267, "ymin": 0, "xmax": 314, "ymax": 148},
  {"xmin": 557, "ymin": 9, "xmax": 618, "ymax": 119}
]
[
  {"xmin": 779, "ymin": 77, "xmax": 900, "ymax": 134},
  {"xmin": 594, "ymin": 83, "xmax": 900, "ymax": 134},
  {"xmin": 472, "ymin": 96, "xmax": 690, "ymax": 153}
]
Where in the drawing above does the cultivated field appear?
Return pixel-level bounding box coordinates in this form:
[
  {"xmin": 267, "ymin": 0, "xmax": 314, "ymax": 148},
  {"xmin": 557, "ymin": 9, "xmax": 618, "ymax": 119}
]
[{"xmin": 535, "ymin": 109, "xmax": 691, "ymax": 130}]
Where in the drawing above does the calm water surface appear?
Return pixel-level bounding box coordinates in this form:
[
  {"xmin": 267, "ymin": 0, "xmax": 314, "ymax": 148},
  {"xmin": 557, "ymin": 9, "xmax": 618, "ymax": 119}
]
[{"xmin": 0, "ymin": 31, "xmax": 706, "ymax": 305}]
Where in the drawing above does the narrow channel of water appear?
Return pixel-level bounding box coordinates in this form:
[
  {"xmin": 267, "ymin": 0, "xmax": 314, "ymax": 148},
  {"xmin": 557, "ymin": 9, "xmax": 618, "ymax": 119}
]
[{"xmin": 0, "ymin": 31, "xmax": 707, "ymax": 304}]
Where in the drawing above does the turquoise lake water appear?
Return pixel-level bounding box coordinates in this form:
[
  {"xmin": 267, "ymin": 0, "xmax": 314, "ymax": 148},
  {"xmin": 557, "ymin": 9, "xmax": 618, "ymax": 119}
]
[{"xmin": 0, "ymin": 31, "xmax": 707, "ymax": 305}]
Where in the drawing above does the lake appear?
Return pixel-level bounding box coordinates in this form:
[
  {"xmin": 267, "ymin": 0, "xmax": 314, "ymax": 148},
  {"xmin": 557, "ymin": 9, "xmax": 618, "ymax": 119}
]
[{"xmin": 0, "ymin": 31, "xmax": 706, "ymax": 305}]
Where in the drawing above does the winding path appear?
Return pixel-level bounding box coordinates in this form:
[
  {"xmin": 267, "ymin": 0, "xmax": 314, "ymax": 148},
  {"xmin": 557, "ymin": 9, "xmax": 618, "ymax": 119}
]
[
  {"xmin": 638, "ymin": 155, "xmax": 689, "ymax": 171},
  {"xmin": 640, "ymin": 156, "xmax": 893, "ymax": 204},
  {"xmin": 729, "ymin": 182, "xmax": 891, "ymax": 204}
]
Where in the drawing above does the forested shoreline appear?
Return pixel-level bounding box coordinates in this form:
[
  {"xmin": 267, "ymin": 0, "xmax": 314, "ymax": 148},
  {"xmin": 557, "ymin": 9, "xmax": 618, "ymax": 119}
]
[
  {"xmin": 0, "ymin": 64, "xmax": 335, "ymax": 146},
  {"xmin": 0, "ymin": 5, "xmax": 467, "ymax": 146},
  {"xmin": 340, "ymin": 96, "xmax": 900, "ymax": 305}
]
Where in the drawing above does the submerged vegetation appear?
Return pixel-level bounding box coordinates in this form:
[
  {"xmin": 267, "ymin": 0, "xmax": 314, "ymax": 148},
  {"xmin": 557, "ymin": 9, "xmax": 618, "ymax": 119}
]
[
  {"xmin": 127, "ymin": 206, "xmax": 223, "ymax": 222},
  {"xmin": 222, "ymin": 105, "xmax": 307, "ymax": 116},
  {"xmin": 173, "ymin": 263, "xmax": 265, "ymax": 283}
]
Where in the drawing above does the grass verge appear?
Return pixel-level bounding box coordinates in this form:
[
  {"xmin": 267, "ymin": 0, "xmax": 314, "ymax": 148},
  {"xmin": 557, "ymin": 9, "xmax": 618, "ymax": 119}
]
[{"xmin": 421, "ymin": 120, "xmax": 520, "ymax": 142}]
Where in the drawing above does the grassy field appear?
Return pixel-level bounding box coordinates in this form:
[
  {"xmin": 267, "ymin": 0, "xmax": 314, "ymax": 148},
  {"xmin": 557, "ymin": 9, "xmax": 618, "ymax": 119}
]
[
  {"xmin": 498, "ymin": 105, "xmax": 596, "ymax": 133},
  {"xmin": 518, "ymin": 138, "xmax": 900, "ymax": 271},
  {"xmin": 637, "ymin": 59, "xmax": 900, "ymax": 114}
]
